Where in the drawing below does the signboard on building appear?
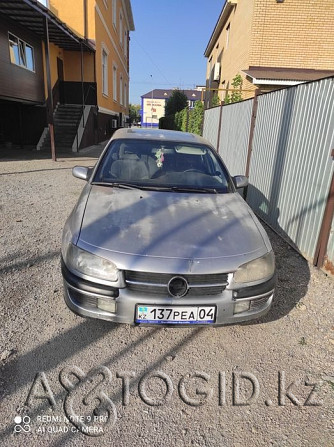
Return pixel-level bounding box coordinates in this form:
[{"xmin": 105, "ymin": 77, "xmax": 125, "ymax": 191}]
[{"xmin": 142, "ymin": 98, "xmax": 165, "ymax": 127}]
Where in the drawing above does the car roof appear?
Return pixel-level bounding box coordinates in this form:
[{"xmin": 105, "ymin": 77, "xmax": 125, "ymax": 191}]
[{"xmin": 110, "ymin": 128, "xmax": 213, "ymax": 146}]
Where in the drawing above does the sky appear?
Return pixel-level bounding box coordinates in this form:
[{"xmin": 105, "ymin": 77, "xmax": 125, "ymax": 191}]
[{"xmin": 129, "ymin": 0, "xmax": 223, "ymax": 105}]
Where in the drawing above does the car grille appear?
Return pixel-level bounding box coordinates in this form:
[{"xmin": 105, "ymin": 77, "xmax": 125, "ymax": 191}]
[{"xmin": 125, "ymin": 271, "xmax": 229, "ymax": 297}]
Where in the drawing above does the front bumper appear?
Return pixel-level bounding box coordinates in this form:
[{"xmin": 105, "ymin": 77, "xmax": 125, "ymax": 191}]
[{"xmin": 61, "ymin": 260, "xmax": 275, "ymax": 326}]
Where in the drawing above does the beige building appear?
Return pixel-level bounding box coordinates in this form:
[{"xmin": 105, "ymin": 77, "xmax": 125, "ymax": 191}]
[{"xmin": 204, "ymin": 0, "xmax": 334, "ymax": 106}]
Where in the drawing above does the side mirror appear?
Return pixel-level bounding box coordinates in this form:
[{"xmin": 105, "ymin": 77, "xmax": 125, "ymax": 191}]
[
  {"xmin": 72, "ymin": 166, "xmax": 91, "ymax": 181},
  {"xmin": 233, "ymin": 175, "xmax": 248, "ymax": 189}
]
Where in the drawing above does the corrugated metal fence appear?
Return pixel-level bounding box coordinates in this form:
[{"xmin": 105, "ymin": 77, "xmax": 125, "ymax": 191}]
[
  {"xmin": 202, "ymin": 107, "xmax": 220, "ymax": 148},
  {"xmin": 218, "ymin": 99, "xmax": 253, "ymax": 176},
  {"xmin": 203, "ymin": 77, "xmax": 334, "ymax": 274}
]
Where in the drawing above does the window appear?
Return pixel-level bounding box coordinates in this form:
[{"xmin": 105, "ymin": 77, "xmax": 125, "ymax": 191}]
[
  {"xmin": 112, "ymin": 0, "xmax": 117, "ymax": 28},
  {"xmin": 9, "ymin": 33, "xmax": 35, "ymax": 71},
  {"xmin": 113, "ymin": 64, "xmax": 117, "ymax": 101},
  {"xmin": 226, "ymin": 24, "xmax": 230, "ymax": 49},
  {"xmin": 124, "ymin": 83, "xmax": 127, "ymax": 108},
  {"xmin": 124, "ymin": 30, "xmax": 127, "ymax": 56},
  {"xmin": 102, "ymin": 49, "xmax": 108, "ymax": 96},
  {"xmin": 120, "ymin": 13, "xmax": 123, "ymax": 46},
  {"xmin": 120, "ymin": 74, "xmax": 123, "ymax": 105}
]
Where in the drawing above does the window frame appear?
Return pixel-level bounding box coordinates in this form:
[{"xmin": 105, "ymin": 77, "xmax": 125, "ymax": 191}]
[
  {"xmin": 124, "ymin": 82, "xmax": 127, "ymax": 108},
  {"xmin": 120, "ymin": 74, "xmax": 123, "ymax": 105},
  {"xmin": 113, "ymin": 63, "xmax": 117, "ymax": 102},
  {"xmin": 8, "ymin": 32, "xmax": 35, "ymax": 72},
  {"xmin": 124, "ymin": 29, "xmax": 127, "ymax": 56},
  {"xmin": 101, "ymin": 47, "xmax": 109, "ymax": 97},
  {"xmin": 226, "ymin": 23, "xmax": 230, "ymax": 49},
  {"xmin": 120, "ymin": 11, "xmax": 123, "ymax": 47},
  {"xmin": 112, "ymin": 0, "xmax": 117, "ymax": 29}
]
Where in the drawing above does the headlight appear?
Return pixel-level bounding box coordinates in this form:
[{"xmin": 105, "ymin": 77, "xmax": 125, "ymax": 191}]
[
  {"xmin": 65, "ymin": 244, "xmax": 118, "ymax": 282},
  {"xmin": 234, "ymin": 251, "xmax": 275, "ymax": 284}
]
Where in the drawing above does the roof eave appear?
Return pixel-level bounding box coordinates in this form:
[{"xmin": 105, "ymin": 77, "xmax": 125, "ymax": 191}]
[
  {"xmin": 204, "ymin": 0, "xmax": 237, "ymax": 58},
  {"xmin": 242, "ymin": 67, "xmax": 334, "ymax": 84},
  {"xmin": 249, "ymin": 77, "xmax": 305, "ymax": 86},
  {"xmin": 0, "ymin": 0, "xmax": 94, "ymax": 52},
  {"xmin": 124, "ymin": 0, "xmax": 135, "ymax": 31}
]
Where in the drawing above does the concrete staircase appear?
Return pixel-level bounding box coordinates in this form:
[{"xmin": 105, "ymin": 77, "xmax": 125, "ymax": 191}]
[{"xmin": 40, "ymin": 104, "xmax": 82, "ymax": 152}]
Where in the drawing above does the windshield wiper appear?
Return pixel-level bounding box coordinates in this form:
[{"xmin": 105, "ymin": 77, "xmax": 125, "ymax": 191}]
[
  {"xmin": 92, "ymin": 181, "xmax": 142, "ymax": 190},
  {"xmin": 92, "ymin": 182, "xmax": 221, "ymax": 193},
  {"xmin": 169, "ymin": 186, "xmax": 219, "ymax": 194}
]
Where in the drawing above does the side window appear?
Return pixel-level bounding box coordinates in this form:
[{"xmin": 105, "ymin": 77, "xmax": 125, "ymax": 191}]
[
  {"xmin": 112, "ymin": 0, "xmax": 117, "ymax": 28},
  {"xmin": 9, "ymin": 33, "xmax": 35, "ymax": 71}
]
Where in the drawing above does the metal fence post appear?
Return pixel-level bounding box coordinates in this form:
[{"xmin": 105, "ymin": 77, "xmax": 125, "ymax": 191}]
[
  {"xmin": 216, "ymin": 102, "xmax": 224, "ymax": 153},
  {"xmin": 313, "ymin": 150, "xmax": 334, "ymax": 269},
  {"xmin": 243, "ymin": 89, "xmax": 260, "ymax": 199}
]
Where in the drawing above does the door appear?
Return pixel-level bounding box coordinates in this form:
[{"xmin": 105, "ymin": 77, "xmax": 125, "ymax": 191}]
[{"xmin": 57, "ymin": 57, "xmax": 64, "ymax": 103}]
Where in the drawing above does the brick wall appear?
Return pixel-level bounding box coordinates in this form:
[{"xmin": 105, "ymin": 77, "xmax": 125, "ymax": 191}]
[{"xmin": 249, "ymin": 0, "xmax": 334, "ymax": 69}]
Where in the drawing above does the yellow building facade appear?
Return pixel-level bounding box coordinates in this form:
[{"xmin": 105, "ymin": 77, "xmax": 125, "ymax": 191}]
[
  {"xmin": 42, "ymin": 42, "xmax": 95, "ymax": 99},
  {"xmin": 205, "ymin": 0, "xmax": 334, "ymax": 105},
  {"xmin": 49, "ymin": 0, "xmax": 134, "ymax": 129}
]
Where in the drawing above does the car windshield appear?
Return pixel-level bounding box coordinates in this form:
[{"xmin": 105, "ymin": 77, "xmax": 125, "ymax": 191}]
[{"xmin": 93, "ymin": 138, "xmax": 233, "ymax": 193}]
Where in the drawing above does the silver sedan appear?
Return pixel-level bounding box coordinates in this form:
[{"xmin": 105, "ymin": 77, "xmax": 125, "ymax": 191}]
[{"xmin": 61, "ymin": 128, "xmax": 276, "ymax": 326}]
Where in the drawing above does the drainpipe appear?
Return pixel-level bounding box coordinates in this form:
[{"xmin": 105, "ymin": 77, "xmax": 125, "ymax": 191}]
[
  {"xmin": 80, "ymin": 43, "xmax": 85, "ymax": 129},
  {"xmin": 43, "ymin": 16, "xmax": 56, "ymax": 161},
  {"xmin": 83, "ymin": 0, "xmax": 88, "ymax": 39}
]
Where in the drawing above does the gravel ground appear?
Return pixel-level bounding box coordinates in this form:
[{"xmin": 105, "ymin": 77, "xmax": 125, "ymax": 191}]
[{"xmin": 0, "ymin": 149, "xmax": 333, "ymax": 447}]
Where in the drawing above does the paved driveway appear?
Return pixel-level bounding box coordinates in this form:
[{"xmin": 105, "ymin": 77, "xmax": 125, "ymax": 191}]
[{"xmin": 0, "ymin": 151, "xmax": 333, "ymax": 447}]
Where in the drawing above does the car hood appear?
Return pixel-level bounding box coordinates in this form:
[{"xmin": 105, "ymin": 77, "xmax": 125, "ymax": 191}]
[{"xmin": 77, "ymin": 186, "xmax": 268, "ymax": 272}]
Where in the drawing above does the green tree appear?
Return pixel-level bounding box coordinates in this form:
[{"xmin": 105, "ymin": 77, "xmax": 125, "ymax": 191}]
[
  {"xmin": 165, "ymin": 89, "xmax": 188, "ymax": 116},
  {"xmin": 230, "ymin": 74, "xmax": 243, "ymax": 103},
  {"xmin": 174, "ymin": 110, "xmax": 181, "ymax": 130},
  {"xmin": 129, "ymin": 103, "xmax": 140, "ymax": 125},
  {"xmin": 224, "ymin": 74, "xmax": 243, "ymax": 104},
  {"xmin": 211, "ymin": 93, "xmax": 220, "ymax": 107},
  {"xmin": 181, "ymin": 108, "xmax": 188, "ymax": 131}
]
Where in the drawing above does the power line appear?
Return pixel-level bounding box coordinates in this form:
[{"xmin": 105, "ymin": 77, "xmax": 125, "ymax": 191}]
[
  {"xmin": 131, "ymin": 81, "xmax": 196, "ymax": 88},
  {"xmin": 131, "ymin": 37, "xmax": 170, "ymax": 84}
]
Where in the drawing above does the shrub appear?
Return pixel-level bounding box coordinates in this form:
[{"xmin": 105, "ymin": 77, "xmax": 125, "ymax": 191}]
[{"xmin": 188, "ymin": 101, "xmax": 204, "ymax": 135}]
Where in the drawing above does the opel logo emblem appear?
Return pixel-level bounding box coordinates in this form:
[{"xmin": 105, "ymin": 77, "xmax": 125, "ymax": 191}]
[{"xmin": 167, "ymin": 276, "xmax": 188, "ymax": 298}]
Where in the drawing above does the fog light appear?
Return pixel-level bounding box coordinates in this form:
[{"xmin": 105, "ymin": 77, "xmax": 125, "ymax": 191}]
[
  {"xmin": 97, "ymin": 298, "xmax": 116, "ymax": 313},
  {"xmin": 234, "ymin": 300, "xmax": 250, "ymax": 314}
]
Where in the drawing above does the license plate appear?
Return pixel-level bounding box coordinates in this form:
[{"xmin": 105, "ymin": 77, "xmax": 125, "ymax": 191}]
[{"xmin": 135, "ymin": 305, "xmax": 216, "ymax": 324}]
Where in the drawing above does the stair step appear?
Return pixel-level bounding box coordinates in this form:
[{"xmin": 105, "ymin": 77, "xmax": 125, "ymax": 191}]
[
  {"xmin": 54, "ymin": 123, "xmax": 79, "ymax": 128},
  {"xmin": 39, "ymin": 104, "xmax": 83, "ymax": 152},
  {"xmin": 56, "ymin": 111, "xmax": 81, "ymax": 114},
  {"xmin": 55, "ymin": 112, "xmax": 81, "ymax": 116},
  {"xmin": 54, "ymin": 127, "xmax": 79, "ymax": 131},
  {"xmin": 54, "ymin": 119, "xmax": 80, "ymax": 122},
  {"xmin": 56, "ymin": 106, "xmax": 82, "ymax": 111},
  {"xmin": 54, "ymin": 133, "xmax": 77, "ymax": 137}
]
